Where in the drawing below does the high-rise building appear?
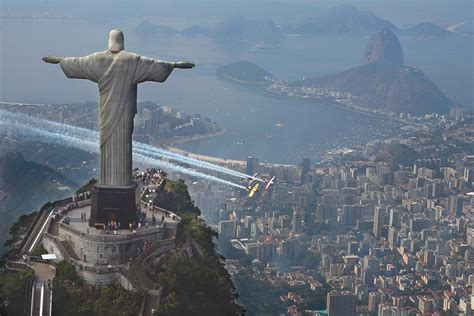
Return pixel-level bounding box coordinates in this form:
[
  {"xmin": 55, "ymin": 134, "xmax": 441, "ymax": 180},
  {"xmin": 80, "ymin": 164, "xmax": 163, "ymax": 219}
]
[
  {"xmin": 368, "ymin": 292, "xmax": 381, "ymax": 312},
  {"xmin": 373, "ymin": 206, "xmax": 384, "ymax": 238},
  {"xmin": 259, "ymin": 242, "xmax": 276, "ymax": 261},
  {"xmin": 245, "ymin": 242, "xmax": 259, "ymax": 259},
  {"xmin": 389, "ymin": 209, "xmax": 400, "ymax": 228},
  {"xmin": 278, "ymin": 239, "xmax": 301, "ymax": 259},
  {"xmin": 150, "ymin": 108, "xmax": 163, "ymax": 131},
  {"xmin": 341, "ymin": 205, "xmax": 363, "ymax": 227},
  {"xmin": 388, "ymin": 226, "xmax": 398, "ymax": 249},
  {"xmin": 218, "ymin": 220, "xmax": 237, "ymax": 239},
  {"xmin": 301, "ymin": 157, "xmax": 311, "ymax": 184},
  {"xmin": 327, "ymin": 291, "xmax": 355, "ymax": 316},
  {"xmin": 246, "ymin": 156, "xmax": 259, "ymax": 176},
  {"xmin": 450, "ymin": 107, "xmax": 468, "ymax": 121},
  {"xmin": 448, "ymin": 195, "xmax": 463, "ymax": 217},
  {"xmin": 292, "ymin": 209, "xmax": 303, "ymax": 232}
]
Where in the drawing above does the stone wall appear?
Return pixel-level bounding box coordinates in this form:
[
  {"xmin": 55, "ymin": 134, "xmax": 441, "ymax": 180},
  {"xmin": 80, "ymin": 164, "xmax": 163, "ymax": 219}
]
[
  {"xmin": 58, "ymin": 224, "xmax": 165, "ymax": 265},
  {"xmin": 43, "ymin": 233, "xmax": 66, "ymax": 261}
]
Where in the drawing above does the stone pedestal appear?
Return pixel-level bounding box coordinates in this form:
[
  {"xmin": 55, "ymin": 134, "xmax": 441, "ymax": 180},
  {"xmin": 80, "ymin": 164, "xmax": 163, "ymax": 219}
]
[{"xmin": 90, "ymin": 184, "xmax": 137, "ymax": 227}]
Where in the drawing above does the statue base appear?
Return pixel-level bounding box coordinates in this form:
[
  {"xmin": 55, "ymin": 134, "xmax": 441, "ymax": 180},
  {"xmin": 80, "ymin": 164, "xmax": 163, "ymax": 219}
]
[{"xmin": 89, "ymin": 184, "xmax": 138, "ymax": 228}]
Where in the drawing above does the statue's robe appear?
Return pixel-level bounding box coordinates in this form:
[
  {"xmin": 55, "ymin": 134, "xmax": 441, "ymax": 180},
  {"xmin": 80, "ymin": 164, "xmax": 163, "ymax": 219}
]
[{"xmin": 59, "ymin": 51, "xmax": 174, "ymax": 187}]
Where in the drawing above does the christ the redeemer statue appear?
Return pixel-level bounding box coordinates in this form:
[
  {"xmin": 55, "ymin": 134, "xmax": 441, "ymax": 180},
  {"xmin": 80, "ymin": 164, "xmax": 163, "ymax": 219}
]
[{"xmin": 43, "ymin": 29, "xmax": 194, "ymax": 226}]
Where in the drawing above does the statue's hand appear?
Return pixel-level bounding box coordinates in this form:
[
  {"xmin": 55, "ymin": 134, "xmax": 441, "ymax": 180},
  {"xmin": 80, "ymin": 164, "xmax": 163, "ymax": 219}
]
[
  {"xmin": 42, "ymin": 56, "xmax": 61, "ymax": 64},
  {"xmin": 174, "ymin": 61, "xmax": 195, "ymax": 69}
]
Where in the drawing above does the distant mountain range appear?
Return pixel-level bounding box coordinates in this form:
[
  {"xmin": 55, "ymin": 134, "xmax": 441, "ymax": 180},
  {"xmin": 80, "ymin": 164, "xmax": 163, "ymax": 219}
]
[
  {"xmin": 283, "ymin": 5, "xmax": 398, "ymax": 36},
  {"xmin": 401, "ymin": 22, "xmax": 453, "ymax": 38},
  {"xmin": 135, "ymin": 15, "xmax": 283, "ymax": 44},
  {"xmin": 283, "ymin": 5, "xmax": 457, "ymax": 38},
  {"xmin": 135, "ymin": 5, "xmax": 463, "ymax": 42},
  {"xmin": 217, "ymin": 29, "xmax": 453, "ymax": 115},
  {"xmin": 0, "ymin": 152, "xmax": 77, "ymax": 253}
]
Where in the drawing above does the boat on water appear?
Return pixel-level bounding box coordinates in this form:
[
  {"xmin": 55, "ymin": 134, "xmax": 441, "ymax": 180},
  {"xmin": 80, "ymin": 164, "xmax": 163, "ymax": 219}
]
[
  {"xmin": 236, "ymin": 140, "xmax": 244, "ymax": 145},
  {"xmin": 275, "ymin": 121, "xmax": 284, "ymax": 127}
]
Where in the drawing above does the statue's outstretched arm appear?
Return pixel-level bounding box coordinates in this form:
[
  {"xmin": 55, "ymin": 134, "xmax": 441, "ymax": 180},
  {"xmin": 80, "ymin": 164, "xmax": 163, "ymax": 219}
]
[
  {"xmin": 42, "ymin": 56, "xmax": 61, "ymax": 64},
  {"xmin": 174, "ymin": 61, "xmax": 195, "ymax": 69}
]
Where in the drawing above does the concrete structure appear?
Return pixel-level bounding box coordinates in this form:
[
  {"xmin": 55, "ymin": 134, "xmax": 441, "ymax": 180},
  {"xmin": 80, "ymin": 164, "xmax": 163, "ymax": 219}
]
[
  {"xmin": 327, "ymin": 291, "xmax": 356, "ymax": 316},
  {"xmin": 41, "ymin": 179, "xmax": 180, "ymax": 286}
]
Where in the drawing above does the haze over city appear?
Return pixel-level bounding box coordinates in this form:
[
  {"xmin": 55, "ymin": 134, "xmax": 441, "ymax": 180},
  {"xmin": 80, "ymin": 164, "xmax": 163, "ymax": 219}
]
[{"xmin": 0, "ymin": 1, "xmax": 473, "ymax": 315}]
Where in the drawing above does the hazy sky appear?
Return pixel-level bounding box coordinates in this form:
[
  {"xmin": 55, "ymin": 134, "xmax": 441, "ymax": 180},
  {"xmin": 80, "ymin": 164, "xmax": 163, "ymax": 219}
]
[{"xmin": 1, "ymin": 0, "xmax": 472, "ymax": 27}]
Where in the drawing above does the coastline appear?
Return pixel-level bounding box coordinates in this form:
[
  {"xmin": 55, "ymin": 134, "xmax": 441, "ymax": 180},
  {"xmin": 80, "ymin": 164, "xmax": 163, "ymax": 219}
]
[
  {"xmin": 217, "ymin": 74, "xmax": 422, "ymax": 127},
  {"xmin": 165, "ymin": 146, "xmax": 296, "ymax": 168},
  {"xmin": 152, "ymin": 128, "xmax": 227, "ymax": 147},
  {"xmin": 152, "ymin": 125, "xmax": 295, "ymax": 167}
]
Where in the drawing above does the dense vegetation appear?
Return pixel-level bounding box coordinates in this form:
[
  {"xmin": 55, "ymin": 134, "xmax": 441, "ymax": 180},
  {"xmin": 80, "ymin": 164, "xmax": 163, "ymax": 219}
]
[
  {"xmin": 76, "ymin": 178, "xmax": 97, "ymax": 194},
  {"xmin": 160, "ymin": 179, "xmax": 201, "ymax": 216},
  {"xmin": 3, "ymin": 211, "xmax": 38, "ymax": 259},
  {"xmin": 234, "ymin": 271, "xmax": 327, "ymax": 316},
  {"xmin": 375, "ymin": 143, "xmax": 420, "ymax": 167},
  {"xmin": 1, "ymin": 177, "xmax": 241, "ymax": 316},
  {"xmin": 217, "ymin": 61, "xmax": 276, "ymax": 85},
  {"xmin": 233, "ymin": 273, "xmax": 287, "ymax": 316},
  {"xmin": 156, "ymin": 184, "xmax": 243, "ymax": 315},
  {"xmin": 53, "ymin": 261, "xmax": 142, "ymax": 316},
  {"xmin": 0, "ymin": 268, "xmax": 33, "ymax": 316}
]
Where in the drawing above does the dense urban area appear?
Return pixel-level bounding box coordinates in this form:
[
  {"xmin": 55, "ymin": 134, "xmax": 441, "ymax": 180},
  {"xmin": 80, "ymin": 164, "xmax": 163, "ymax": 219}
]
[
  {"xmin": 2, "ymin": 98, "xmax": 474, "ymax": 315},
  {"xmin": 185, "ymin": 107, "xmax": 474, "ymax": 315}
]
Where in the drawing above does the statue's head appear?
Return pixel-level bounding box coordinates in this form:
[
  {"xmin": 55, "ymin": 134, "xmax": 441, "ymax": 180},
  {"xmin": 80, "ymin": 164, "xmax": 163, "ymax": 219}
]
[{"xmin": 108, "ymin": 29, "xmax": 124, "ymax": 53}]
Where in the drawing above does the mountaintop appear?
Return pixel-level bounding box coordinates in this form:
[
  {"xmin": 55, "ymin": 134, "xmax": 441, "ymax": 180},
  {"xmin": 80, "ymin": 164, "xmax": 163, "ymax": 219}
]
[
  {"xmin": 294, "ymin": 62, "xmax": 452, "ymax": 115},
  {"xmin": 362, "ymin": 29, "xmax": 404, "ymax": 66},
  {"xmin": 291, "ymin": 29, "xmax": 452, "ymax": 114}
]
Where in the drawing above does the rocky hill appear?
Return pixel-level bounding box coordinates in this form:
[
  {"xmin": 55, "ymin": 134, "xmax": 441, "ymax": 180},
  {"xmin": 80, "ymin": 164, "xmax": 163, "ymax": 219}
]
[
  {"xmin": 217, "ymin": 61, "xmax": 277, "ymax": 86},
  {"xmin": 283, "ymin": 5, "xmax": 398, "ymax": 36},
  {"xmin": 0, "ymin": 152, "xmax": 77, "ymax": 254},
  {"xmin": 134, "ymin": 20, "xmax": 180, "ymax": 36},
  {"xmin": 295, "ymin": 63, "xmax": 451, "ymax": 115},
  {"xmin": 292, "ymin": 29, "xmax": 452, "ymax": 114},
  {"xmin": 362, "ymin": 29, "xmax": 404, "ymax": 66}
]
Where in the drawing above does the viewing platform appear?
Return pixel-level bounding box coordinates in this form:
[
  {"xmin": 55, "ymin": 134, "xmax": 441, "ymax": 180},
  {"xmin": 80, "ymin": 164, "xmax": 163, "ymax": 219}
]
[{"xmin": 28, "ymin": 178, "xmax": 182, "ymax": 286}]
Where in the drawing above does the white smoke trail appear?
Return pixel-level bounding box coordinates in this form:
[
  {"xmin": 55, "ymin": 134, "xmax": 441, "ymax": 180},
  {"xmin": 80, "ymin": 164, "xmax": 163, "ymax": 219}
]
[
  {"xmin": 0, "ymin": 109, "xmax": 262, "ymax": 182},
  {"xmin": 0, "ymin": 111, "xmax": 247, "ymax": 189}
]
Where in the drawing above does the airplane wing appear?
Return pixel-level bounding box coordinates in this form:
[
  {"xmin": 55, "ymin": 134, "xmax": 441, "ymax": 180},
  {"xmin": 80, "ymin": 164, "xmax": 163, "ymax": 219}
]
[
  {"xmin": 265, "ymin": 176, "xmax": 276, "ymax": 190},
  {"xmin": 248, "ymin": 183, "xmax": 260, "ymax": 198}
]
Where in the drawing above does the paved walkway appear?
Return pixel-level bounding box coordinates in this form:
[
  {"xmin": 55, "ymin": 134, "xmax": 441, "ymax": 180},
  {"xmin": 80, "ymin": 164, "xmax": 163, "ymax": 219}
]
[
  {"xmin": 60, "ymin": 202, "xmax": 176, "ymax": 236},
  {"xmin": 30, "ymin": 262, "xmax": 56, "ymax": 282}
]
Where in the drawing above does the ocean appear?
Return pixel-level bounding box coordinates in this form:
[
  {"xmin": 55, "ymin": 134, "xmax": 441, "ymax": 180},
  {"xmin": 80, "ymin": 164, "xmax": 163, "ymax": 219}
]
[{"xmin": 1, "ymin": 18, "xmax": 472, "ymax": 163}]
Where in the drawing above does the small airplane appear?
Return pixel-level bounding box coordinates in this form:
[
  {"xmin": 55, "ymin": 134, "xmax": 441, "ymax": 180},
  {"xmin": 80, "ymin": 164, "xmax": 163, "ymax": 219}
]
[
  {"xmin": 265, "ymin": 176, "xmax": 276, "ymax": 190},
  {"xmin": 246, "ymin": 183, "xmax": 260, "ymax": 198},
  {"xmin": 247, "ymin": 173, "xmax": 258, "ymax": 182},
  {"xmin": 247, "ymin": 173, "xmax": 258, "ymax": 181}
]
